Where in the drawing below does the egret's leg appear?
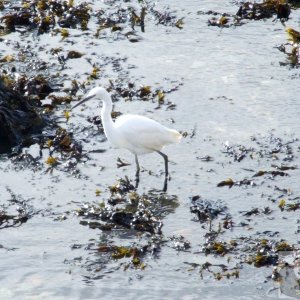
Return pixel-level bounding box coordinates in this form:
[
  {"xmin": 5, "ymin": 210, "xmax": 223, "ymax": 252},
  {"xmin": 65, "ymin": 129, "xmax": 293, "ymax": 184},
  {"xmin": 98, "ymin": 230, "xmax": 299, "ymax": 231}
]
[
  {"xmin": 163, "ymin": 177, "xmax": 168, "ymax": 192},
  {"xmin": 156, "ymin": 151, "xmax": 169, "ymax": 177},
  {"xmin": 135, "ymin": 154, "xmax": 140, "ymax": 177},
  {"xmin": 135, "ymin": 176, "xmax": 140, "ymax": 189},
  {"xmin": 134, "ymin": 154, "xmax": 140, "ymax": 189}
]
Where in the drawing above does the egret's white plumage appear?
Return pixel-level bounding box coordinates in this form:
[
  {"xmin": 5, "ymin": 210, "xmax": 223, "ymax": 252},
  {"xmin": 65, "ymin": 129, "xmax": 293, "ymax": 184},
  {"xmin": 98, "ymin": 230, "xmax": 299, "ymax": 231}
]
[
  {"xmin": 72, "ymin": 86, "xmax": 181, "ymax": 178},
  {"xmin": 113, "ymin": 114, "xmax": 181, "ymax": 154}
]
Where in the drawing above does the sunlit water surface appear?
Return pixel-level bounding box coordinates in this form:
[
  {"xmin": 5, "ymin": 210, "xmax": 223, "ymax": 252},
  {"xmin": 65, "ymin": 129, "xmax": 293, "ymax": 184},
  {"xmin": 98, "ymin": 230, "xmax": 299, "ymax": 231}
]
[{"xmin": 1, "ymin": 0, "xmax": 300, "ymax": 299}]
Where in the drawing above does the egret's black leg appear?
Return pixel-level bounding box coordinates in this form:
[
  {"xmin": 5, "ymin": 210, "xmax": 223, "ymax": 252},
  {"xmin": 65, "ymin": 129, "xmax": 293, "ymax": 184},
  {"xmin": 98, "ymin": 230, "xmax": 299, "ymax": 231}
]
[
  {"xmin": 134, "ymin": 154, "xmax": 140, "ymax": 189},
  {"xmin": 135, "ymin": 154, "xmax": 140, "ymax": 177},
  {"xmin": 156, "ymin": 151, "xmax": 169, "ymax": 177},
  {"xmin": 135, "ymin": 176, "xmax": 140, "ymax": 189},
  {"xmin": 163, "ymin": 177, "xmax": 168, "ymax": 192}
]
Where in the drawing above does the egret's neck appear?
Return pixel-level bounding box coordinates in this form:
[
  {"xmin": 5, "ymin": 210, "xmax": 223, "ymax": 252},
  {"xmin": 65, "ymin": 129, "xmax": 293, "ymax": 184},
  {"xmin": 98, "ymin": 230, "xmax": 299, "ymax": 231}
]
[
  {"xmin": 101, "ymin": 98, "xmax": 113, "ymax": 124},
  {"xmin": 100, "ymin": 95, "xmax": 116, "ymax": 144}
]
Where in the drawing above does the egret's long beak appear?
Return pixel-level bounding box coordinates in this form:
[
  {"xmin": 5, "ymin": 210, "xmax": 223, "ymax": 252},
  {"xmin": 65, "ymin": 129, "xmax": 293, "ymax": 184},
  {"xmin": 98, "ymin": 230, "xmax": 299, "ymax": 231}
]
[{"xmin": 71, "ymin": 94, "xmax": 95, "ymax": 110}]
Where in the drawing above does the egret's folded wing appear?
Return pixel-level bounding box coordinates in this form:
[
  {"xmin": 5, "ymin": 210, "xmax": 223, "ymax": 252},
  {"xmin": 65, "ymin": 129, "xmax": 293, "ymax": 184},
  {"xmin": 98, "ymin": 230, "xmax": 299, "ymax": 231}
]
[{"xmin": 115, "ymin": 115, "xmax": 179, "ymax": 151}]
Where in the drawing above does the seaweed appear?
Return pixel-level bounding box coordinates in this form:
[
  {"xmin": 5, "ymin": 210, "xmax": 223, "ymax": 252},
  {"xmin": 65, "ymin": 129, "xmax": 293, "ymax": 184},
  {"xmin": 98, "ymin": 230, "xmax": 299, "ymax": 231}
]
[
  {"xmin": 236, "ymin": 0, "xmax": 290, "ymax": 21},
  {"xmin": 190, "ymin": 197, "xmax": 229, "ymax": 224},
  {"xmin": 94, "ymin": 2, "xmax": 183, "ymax": 41},
  {"xmin": 0, "ymin": 0, "xmax": 91, "ymax": 35},
  {"xmin": 204, "ymin": 0, "xmax": 291, "ymax": 28},
  {"xmin": 169, "ymin": 235, "xmax": 191, "ymax": 251},
  {"xmin": 0, "ymin": 187, "xmax": 38, "ymax": 229},
  {"xmin": 76, "ymin": 182, "xmax": 178, "ymax": 235},
  {"xmin": 109, "ymin": 80, "xmax": 182, "ymax": 108},
  {"xmin": 69, "ymin": 182, "xmax": 181, "ymax": 275},
  {"xmin": 278, "ymin": 27, "xmax": 300, "ymax": 68}
]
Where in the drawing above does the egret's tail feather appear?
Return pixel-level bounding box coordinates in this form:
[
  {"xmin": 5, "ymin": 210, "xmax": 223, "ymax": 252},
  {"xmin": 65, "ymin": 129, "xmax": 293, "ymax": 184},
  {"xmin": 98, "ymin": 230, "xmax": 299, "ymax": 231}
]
[{"xmin": 169, "ymin": 129, "xmax": 182, "ymax": 143}]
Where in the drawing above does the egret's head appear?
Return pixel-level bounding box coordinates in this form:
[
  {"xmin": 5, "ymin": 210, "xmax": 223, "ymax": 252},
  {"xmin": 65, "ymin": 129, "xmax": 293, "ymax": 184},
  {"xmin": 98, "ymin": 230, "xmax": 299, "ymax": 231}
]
[{"xmin": 72, "ymin": 86, "xmax": 110, "ymax": 110}]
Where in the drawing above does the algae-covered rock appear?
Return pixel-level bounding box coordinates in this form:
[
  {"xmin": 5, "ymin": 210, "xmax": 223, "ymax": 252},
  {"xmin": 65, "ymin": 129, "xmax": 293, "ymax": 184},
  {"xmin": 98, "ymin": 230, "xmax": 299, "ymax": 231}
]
[{"xmin": 0, "ymin": 80, "xmax": 45, "ymax": 153}]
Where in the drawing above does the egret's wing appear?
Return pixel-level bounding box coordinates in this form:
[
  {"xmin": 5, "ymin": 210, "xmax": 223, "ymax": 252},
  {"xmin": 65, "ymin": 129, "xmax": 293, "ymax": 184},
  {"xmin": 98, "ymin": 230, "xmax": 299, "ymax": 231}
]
[{"xmin": 115, "ymin": 115, "xmax": 179, "ymax": 151}]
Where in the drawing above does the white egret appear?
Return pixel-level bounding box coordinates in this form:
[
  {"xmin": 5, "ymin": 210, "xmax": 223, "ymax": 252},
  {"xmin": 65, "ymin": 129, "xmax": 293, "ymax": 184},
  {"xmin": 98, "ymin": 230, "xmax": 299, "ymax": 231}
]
[{"xmin": 72, "ymin": 86, "xmax": 181, "ymax": 182}]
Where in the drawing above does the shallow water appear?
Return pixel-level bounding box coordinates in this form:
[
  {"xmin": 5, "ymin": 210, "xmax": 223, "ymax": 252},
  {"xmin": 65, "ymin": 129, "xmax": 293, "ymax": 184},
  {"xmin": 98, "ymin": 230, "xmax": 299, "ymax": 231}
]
[{"xmin": 1, "ymin": 0, "xmax": 300, "ymax": 299}]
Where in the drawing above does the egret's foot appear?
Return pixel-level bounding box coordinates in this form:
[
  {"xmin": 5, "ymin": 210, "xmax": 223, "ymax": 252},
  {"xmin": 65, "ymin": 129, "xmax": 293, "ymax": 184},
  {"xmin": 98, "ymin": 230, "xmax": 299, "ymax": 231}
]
[{"xmin": 116, "ymin": 157, "xmax": 131, "ymax": 168}]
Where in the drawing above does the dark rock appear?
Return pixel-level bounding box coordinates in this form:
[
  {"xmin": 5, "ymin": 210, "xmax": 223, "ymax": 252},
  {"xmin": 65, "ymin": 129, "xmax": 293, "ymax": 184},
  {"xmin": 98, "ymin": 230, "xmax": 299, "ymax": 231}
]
[{"xmin": 0, "ymin": 80, "xmax": 45, "ymax": 153}]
